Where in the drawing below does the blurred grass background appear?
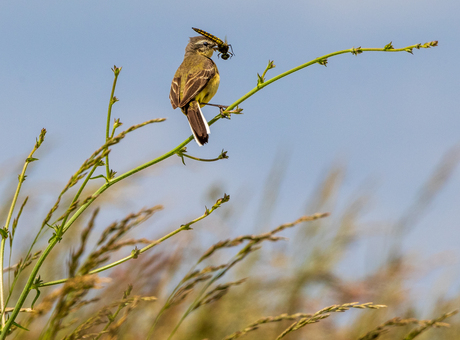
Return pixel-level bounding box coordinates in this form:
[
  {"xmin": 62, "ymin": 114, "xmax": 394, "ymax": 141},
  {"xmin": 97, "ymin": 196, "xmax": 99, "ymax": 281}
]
[{"xmin": 1, "ymin": 152, "xmax": 458, "ymax": 339}]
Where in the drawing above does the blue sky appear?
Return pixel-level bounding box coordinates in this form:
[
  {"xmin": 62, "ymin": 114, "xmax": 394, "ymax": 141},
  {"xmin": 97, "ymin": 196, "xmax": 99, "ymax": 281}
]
[{"xmin": 0, "ymin": 1, "xmax": 459, "ymax": 294}]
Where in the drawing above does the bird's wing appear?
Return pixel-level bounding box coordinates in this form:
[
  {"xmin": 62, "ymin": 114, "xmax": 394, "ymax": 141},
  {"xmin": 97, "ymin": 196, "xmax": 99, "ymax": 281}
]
[
  {"xmin": 178, "ymin": 58, "xmax": 216, "ymax": 108},
  {"xmin": 170, "ymin": 77, "xmax": 181, "ymax": 109}
]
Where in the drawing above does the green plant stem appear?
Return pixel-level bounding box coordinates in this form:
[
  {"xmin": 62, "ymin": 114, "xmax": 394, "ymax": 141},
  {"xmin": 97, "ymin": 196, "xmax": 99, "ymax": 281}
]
[
  {"xmin": 41, "ymin": 224, "xmax": 187, "ymax": 288},
  {"xmin": 0, "ymin": 243, "xmax": 5, "ymax": 329},
  {"xmin": 105, "ymin": 67, "xmax": 121, "ymax": 179},
  {"xmin": 60, "ymin": 164, "xmax": 99, "ymax": 231},
  {"xmin": 39, "ymin": 196, "xmax": 227, "ymax": 288},
  {"xmin": 3, "ymin": 151, "xmax": 100, "ymax": 313},
  {"xmin": 167, "ymin": 240, "xmax": 252, "ymax": 340},
  {"xmin": 178, "ymin": 150, "xmax": 227, "ymax": 163},
  {"xmin": 0, "ymin": 141, "xmax": 43, "ymax": 329},
  {"xmin": 166, "ymin": 269, "xmax": 226, "ymax": 340},
  {"xmin": 0, "ymin": 42, "xmax": 435, "ymax": 338},
  {"xmin": 94, "ymin": 303, "xmax": 124, "ymax": 340},
  {"xmin": 181, "ymin": 154, "xmax": 222, "ymax": 162},
  {"xmin": 147, "ymin": 265, "xmax": 199, "ymax": 339},
  {"xmin": 147, "ymin": 254, "xmax": 206, "ymax": 339},
  {"xmin": 1, "ymin": 133, "xmax": 180, "ymax": 336},
  {"xmin": 218, "ymin": 43, "xmax": 437, "ymax": 118}
]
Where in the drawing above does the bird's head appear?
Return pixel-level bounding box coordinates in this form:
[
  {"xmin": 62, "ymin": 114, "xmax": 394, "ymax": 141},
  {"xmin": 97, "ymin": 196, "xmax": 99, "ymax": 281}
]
[{"xmin": 185, "ymin": 36, "xmax": 218, "ymax": 58}]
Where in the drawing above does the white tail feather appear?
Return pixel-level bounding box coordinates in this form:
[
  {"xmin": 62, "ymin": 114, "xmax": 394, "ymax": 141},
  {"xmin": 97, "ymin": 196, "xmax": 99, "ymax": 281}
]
[
  {"xmin": 189, "ymin": 125, "xmax": 204, "ymax": 146},
  {"xmin": 197, "ymin": 105, "xmax": 211, "ymax": 134}
]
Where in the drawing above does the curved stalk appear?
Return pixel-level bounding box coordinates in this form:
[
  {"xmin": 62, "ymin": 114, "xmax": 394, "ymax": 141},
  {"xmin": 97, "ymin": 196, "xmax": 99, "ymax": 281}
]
[{"xmin": 0, "ymin": 41, "xmax": 436, "ymax": 337}]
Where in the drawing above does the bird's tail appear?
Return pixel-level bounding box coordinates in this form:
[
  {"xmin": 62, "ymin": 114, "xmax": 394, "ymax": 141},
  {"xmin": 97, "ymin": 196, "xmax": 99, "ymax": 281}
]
[{"xmin": 185, "ymin": 101, "xmax": 210, "ymax": 146}]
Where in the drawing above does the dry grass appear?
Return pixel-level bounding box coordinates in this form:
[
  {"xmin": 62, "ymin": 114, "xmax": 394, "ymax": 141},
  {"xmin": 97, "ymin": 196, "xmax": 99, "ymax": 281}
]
[{"xmin": 1, "ymin": 161, "xmax": 457, "ymax": 340}]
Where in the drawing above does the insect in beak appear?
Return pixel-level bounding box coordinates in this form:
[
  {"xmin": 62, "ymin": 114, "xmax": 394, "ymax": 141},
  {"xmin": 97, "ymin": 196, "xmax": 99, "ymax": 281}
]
[{"xmin": 192, "ymin": 27, "xmax": 235, "ymax": 60}]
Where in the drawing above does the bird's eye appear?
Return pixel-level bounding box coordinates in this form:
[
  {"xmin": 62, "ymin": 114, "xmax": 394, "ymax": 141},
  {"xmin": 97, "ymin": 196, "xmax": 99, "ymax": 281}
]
[{"xmin": 202, "ymin": 41, "xmax": 209, "ymax": 46}]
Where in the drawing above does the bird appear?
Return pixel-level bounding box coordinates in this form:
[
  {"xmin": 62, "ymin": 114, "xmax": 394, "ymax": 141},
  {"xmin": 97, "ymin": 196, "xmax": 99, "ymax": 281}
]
[{"xmin": 170, "ymin": 36, "xmax": 220, "ymax": 146}]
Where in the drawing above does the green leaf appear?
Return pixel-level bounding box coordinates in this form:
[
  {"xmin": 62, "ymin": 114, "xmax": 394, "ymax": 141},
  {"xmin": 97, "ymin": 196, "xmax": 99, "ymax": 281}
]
[
  {"xmin": 384, "ymin": 42, "xmax": 394, "ymax": 50},
  {"xmin": 257, "ymin": 73, "xmax": 264, "ymax": 85},
  {"xmin": 89, "ymin": 174, "xmax": 107, "ymax": 181},
  {"xmin": 131, "ymin": 247, "xmax": 140, "ymax": 259},
  {"xmin": 0, "ymin": 229, "xmax": 8, "ymax": 239},
  {"xmin": 317, "ymin": 58, "xmax": 328, "ymax": 67},
  {"xmin": 31, "ymin": 287, "xmax": 41, "ymax": 310},
  {"xmin": 12, "ymin": 321, "xmax": 29, "ymax": 331}
]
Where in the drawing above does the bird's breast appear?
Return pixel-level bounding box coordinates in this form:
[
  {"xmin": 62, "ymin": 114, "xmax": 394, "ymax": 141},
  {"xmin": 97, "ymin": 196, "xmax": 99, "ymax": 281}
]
[{"xmin": 197, "ymin": 72, "xmax": 220, "ymax": 107}]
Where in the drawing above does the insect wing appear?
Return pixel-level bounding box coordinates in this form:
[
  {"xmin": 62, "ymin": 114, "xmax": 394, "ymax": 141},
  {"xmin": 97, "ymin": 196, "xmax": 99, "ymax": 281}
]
[{"xmin": 218, "ymin": 37, "xmax": 234, "ymax": 59}]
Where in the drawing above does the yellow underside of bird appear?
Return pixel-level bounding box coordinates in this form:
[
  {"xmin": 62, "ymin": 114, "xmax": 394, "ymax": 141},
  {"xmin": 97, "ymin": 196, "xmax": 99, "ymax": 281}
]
[{"xmin": 193, "ymin": 72, "xmax": 220, "ymax": 108}]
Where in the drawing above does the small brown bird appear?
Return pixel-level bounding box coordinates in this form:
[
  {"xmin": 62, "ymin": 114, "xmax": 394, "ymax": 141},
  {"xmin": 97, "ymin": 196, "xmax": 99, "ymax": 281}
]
[{"xmin": 170, "ymin": 36, "xmax": 220, "ymax": 146}]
